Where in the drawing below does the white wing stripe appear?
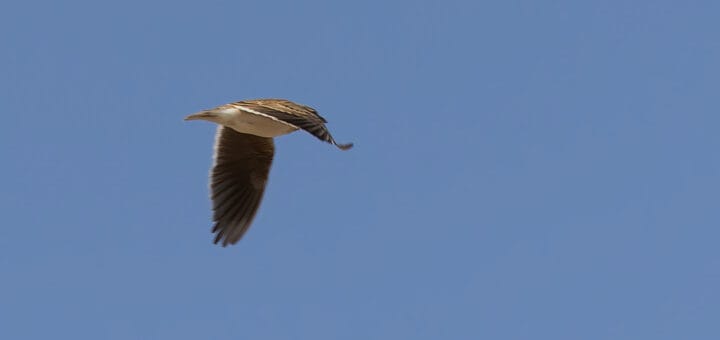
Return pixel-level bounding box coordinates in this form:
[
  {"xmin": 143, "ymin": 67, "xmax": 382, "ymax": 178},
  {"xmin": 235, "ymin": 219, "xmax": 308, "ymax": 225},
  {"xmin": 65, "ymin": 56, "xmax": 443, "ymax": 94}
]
[{"xmin": 233, "ymin": 105, "xmax": 300, "ymax": 129}]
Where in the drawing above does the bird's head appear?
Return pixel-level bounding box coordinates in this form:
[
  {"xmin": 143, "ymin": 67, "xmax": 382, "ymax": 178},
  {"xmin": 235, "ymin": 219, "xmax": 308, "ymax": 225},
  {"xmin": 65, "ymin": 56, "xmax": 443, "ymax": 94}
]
[{"xmin": 184, "ymin": 111, "xmax": 220, "ymax": 123}]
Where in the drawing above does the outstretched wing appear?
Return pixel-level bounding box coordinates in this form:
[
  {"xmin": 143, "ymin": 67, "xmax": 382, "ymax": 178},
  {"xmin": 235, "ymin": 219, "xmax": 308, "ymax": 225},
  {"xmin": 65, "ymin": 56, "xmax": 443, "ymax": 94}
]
[
  {"xmin": 234, "ymin": 99, "xmax": 353, "ymax": 150},
  {"xmin": 210, "ymin": 126, "xmax": 275, "ymax": 246}
]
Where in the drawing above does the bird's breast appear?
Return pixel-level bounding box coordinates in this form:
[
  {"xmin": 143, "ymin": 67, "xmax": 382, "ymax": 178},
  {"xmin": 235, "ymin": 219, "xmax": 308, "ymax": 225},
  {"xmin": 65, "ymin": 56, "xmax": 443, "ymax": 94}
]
[{"xmin": 225, "ymin": 111, "xmax": 298, "ymax": 138}]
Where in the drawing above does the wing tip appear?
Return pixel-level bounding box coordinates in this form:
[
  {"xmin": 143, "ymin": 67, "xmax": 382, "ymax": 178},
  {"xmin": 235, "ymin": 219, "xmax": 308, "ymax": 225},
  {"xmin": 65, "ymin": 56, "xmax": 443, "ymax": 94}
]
[
  {"xmin": 211, "ymin": 222, "xmax": 242, "ymax": 247},
  {"xmin": 212, "ymin": 229, "xmax": 240, "ymax": 247}
]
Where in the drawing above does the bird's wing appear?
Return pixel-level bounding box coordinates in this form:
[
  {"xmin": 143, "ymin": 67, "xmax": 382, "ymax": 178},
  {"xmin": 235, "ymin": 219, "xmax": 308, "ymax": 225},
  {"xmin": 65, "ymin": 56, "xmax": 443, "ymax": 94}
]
[
  {"xmin": 234, "ymin": 99, "xmax": 353, "ymax": 150},
  {"xmin": 210, "ymin": 126, "xmax": 275, "ymax": 246}
]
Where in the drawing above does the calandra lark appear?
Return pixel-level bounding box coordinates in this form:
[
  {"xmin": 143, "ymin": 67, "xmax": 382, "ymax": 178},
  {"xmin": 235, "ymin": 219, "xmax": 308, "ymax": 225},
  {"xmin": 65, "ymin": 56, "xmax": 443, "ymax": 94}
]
[{"xmin": 185, "ymin": 99, "xmax": 353, "ymax": 246}]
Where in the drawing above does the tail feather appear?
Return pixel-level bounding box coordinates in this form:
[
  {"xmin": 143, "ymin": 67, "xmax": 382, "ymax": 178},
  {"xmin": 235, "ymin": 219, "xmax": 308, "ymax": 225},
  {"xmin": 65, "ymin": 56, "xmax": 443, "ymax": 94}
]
[{"xmin": 334, "ymin": 142, "xmax": 354, "ymax": 150}]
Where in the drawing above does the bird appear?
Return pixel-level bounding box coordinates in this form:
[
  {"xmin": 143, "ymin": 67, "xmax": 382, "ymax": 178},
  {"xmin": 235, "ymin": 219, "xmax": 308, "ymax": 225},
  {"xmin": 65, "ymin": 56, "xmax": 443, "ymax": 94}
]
[{"xmin": 184, "ymin": 99, "xmax": 353, "ymax": 246}]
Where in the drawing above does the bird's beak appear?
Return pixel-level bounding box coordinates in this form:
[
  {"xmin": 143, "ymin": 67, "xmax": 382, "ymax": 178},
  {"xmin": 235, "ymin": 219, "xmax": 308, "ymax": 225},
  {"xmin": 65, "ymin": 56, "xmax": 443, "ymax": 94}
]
[{"xmin": 184, "ymin": 111, "xmax": 216, "ymax": 121}]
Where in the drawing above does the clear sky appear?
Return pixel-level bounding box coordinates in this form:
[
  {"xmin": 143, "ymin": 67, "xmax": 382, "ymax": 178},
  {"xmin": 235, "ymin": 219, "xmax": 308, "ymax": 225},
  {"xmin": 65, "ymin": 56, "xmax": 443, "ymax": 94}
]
[{"xmin": 1, "ymin": 0, "xmax": 719, "ymax": 339}]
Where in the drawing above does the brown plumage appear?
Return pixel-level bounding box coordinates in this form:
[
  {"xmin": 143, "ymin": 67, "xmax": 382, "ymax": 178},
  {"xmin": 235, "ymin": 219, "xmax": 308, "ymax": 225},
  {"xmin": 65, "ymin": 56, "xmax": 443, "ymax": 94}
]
[{"xmin": 185, "ymin": 99, "xmax": 353, "ymax": 246}]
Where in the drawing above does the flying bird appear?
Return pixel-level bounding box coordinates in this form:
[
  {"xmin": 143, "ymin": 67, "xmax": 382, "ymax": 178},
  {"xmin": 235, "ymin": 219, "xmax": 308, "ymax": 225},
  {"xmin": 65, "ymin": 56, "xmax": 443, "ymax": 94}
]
[{"xmin": 185, "ymin": 99, "xmax": 353, "ymax": 246}]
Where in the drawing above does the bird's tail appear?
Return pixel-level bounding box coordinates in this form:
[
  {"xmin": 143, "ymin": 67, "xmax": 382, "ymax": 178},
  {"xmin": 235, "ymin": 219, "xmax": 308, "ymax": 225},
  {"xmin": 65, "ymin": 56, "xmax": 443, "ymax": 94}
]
[{"xmin": 334, "ymin": 142, "xmax": 354, "ymax": 150}]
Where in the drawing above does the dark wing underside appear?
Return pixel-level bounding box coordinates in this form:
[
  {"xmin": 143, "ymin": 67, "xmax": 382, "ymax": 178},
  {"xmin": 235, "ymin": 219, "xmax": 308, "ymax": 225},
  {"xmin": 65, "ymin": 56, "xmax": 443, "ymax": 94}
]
[
  {"xmin": 210, "ymin": 126, "xmax": 275, "ymax": 246},
  {"xmin": 237, "ymin": 99, "xmax": 353, "ymax": 150}
]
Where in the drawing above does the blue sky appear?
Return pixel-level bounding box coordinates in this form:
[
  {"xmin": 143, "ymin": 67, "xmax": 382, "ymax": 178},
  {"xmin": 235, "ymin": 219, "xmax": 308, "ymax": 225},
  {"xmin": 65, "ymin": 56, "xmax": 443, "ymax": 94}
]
[{"xmin": 2, "ymin": 0, "xmax": 719, "ymax": 339}]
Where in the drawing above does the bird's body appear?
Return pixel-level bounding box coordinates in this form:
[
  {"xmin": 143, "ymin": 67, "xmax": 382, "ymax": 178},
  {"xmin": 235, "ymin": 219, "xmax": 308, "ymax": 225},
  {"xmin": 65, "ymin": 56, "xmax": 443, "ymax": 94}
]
[
  {"xmin": 185, "ymin": 99, "xmax": 353, "ymax": 246},
  {"xmin": 191, "ymin": 101, "xmax": 298, "ymax": 138}
]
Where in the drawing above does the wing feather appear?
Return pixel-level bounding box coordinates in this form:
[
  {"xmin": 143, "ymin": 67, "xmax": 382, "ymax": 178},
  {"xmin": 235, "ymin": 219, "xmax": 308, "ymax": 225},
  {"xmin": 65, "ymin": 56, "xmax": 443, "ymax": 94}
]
[
  {"xmin": 234, "ymin": 99, "xmax": 353, "ymax": 150},
  {"xmin": 209, "ymin": 126, "xmax": 274, "ymax": 246}
]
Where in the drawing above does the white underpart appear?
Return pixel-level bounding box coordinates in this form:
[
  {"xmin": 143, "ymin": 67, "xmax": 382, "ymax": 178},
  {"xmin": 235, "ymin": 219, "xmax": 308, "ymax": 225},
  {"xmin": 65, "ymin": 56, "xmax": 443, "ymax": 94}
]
[{"xmin": 214, "ymin": 107, "xmax": 298, "ymax": 138}]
